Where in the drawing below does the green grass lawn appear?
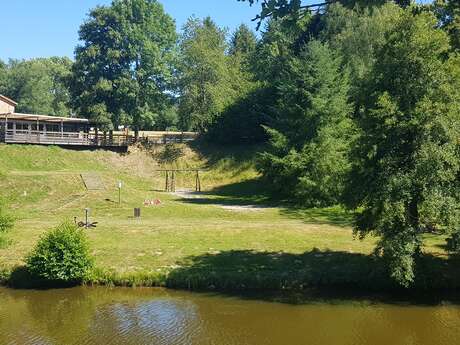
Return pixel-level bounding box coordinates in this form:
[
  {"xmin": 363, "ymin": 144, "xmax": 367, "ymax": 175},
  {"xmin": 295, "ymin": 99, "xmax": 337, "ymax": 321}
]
[{"xmin": 0, "ymin": 144, "xmax": 456, "ymax": 291}]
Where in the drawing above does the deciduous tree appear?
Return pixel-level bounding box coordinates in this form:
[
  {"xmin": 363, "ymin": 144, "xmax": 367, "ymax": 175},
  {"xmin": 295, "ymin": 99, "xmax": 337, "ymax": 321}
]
[
  {"xmin": 345, "ymin": 9, "xmax": 460, "ymax": 286},
  {"xmin": 69, "ymin": 0, "xmax": 177, "ymax": 129}
]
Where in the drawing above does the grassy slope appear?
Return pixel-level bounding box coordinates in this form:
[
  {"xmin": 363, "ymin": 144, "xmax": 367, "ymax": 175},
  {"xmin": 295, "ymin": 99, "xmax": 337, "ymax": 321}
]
[{"xmin": 0, "ymin": 143, "xmax": 455, "ymax": 291}]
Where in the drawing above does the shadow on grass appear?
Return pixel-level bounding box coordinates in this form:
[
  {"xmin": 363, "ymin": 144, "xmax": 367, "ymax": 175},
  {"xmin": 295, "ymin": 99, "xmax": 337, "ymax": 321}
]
[
  {"xmin": 279, "ymin": 207, "xmax": 354, "ymax": 228},
  {"xmin": 176, "ymin": 178, "xmax": 353, "ymax": 227},
  {"xmin": 176, "ymin": 178, "xmax": 273, "ymax": 206},
  {"xmin": 167, "ymin": 249, "xmax": 460, "ymax": 305}
]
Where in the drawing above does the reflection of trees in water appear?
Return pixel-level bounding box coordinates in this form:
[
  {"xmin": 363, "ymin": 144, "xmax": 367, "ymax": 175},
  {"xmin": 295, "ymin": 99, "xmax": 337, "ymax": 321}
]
[
  {"xmin": 0, "ymin": 287, "xmax": 203, "ymax": 345},
  {"xmin": 20, "ymin": 288, "xmax": 101, "ymax": 344},
  {"xmin": 1, "ymin": 287, "xmax": 460, "ymax": 345},
  {"xmin": 86, "ymin": 300, "xmax": 201, "ymax": 344}
]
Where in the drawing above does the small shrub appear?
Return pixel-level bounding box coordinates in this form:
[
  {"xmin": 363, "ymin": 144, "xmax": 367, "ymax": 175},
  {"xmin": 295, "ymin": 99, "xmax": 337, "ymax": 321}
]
[
  {"xmin": 0, "ymin": 206, "xmax": 14, "ymax": 248},
  {"xmin": 155, "ymin": 143, "xmax": 184, "ymax": 163},
  {"xmin": 26, "ymin": 222, "xmax": 93, "ymax": 283},
  {"xmin": 0, "ymin": 209, "xmax": 14, "ymax": 234},
  {"xmin": 446, "ymin": 232, "xmax": 460, "ymax": 252}
]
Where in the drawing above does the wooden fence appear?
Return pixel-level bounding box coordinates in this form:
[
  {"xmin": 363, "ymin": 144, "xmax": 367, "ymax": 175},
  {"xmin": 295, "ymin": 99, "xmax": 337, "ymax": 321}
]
[
  {"xmin": 3, "ymin": 129, "xmax": 133, "ymax": 147},
  {"xmin": 1, "ymin": 129, "xmax": 198, "ymax": 148}
]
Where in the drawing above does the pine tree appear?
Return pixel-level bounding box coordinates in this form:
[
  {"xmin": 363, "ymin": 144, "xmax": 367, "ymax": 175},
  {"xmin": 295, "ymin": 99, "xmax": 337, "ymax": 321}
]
[{"xmin": 258, "ymin": 40, "xmax": 353, "ymax": 206}]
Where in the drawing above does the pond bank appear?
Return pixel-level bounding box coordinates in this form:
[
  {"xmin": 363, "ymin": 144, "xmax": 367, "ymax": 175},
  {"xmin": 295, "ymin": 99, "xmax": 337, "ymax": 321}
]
[{"xmin": 2, "ymin": 248, "xmax": 460, "ymax": 302}]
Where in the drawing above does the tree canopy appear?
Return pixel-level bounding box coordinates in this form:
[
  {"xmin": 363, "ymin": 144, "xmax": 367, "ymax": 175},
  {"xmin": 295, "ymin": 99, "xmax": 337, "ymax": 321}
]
[
  {"xmin": 0, "ymin": 57, "xmax": 73, "ymax": 116},
  {"xmin": 345, "ymin": 8, "xmax": 460, "ymax": 286},
  {"xmin": 69, "ymin": 0, "xmax": 177, "ymax": 130}
]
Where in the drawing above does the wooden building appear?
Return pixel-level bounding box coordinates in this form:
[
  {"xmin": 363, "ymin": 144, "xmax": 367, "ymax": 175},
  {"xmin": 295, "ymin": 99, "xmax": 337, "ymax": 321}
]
[{"xmin": 0, "ymin": 95, "xmax": 132, "ymax": 148}]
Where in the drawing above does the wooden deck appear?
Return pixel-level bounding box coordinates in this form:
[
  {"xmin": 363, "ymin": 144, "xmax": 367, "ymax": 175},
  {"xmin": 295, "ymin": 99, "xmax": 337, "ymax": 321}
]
[
  {"xmin": 0, "ymin": 130, "xmax": 198, "ymax": 148},
  {"xmin": 1, "ymin": 129, "xmax": 133, "ymax": 148}
]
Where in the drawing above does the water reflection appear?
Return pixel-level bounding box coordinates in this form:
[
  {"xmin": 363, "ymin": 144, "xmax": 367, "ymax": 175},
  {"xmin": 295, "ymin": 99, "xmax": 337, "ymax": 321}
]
[{"xmin": 0, "ymin": 287, "xmax": 460, "ymax": 345}]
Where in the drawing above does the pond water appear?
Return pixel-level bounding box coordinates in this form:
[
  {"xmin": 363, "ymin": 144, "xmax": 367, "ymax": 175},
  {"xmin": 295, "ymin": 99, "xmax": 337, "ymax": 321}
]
[{"xmin": 1, "ymin": 287, "xmax": 460, "ymax": 345}]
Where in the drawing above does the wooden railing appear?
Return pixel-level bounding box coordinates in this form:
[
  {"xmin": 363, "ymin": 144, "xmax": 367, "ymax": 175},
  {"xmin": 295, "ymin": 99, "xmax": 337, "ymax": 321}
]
[
  {"xmin": 4, "ymin": 130, "xmax": 133, "ymax": 147},
  {"xmin": 140, "ymin": 132, "xmax": 198, "ymax": 145},
  {"xmin": 1, "ymin": 129, "xmax": 198, "ymax": 147}
]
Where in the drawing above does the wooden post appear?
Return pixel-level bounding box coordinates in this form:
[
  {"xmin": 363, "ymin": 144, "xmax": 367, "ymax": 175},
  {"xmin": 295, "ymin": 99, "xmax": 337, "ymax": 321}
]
[
  {"xmin": 165, "ymin": 171, "xmax": 169, "ymax": 192},
  {"xmin": 85, "ymin": 208, "xmax": 90, "ymax": 229},
  {"xmin": 109, "ymin": 130, "xmax": 113, "ymax": 145},
  {"xmin": 4, "ymin": 114, "xmax": 7, "ymax": 141},
  {"xmin": 196, "ymin": 170, "xmax": 201, "ymax": 192},
  {"xmin": 172, "ymin": 171, "xmax": 176, "ymax": 192},
  {"xmin": 60, "ymin": 120, "xmax": 64, "ymax": 138},
  {"xmin": 95, "ymin": 127, "xmax": 99, "ymax": 146},
  {"xmin": 36, "ymin": 117, "xmax": 40, "ymax": 143}
]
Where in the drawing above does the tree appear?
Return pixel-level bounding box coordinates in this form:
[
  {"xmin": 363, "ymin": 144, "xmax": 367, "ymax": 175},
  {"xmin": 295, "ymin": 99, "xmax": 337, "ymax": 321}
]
[
  {"xmin": 0, "ymin": 60, "xmax": 7, "ymax": 94},
  {"xmin": 434, "ymin": 0, "xmax": 460, "ymax": 51},
  {"xmin": 258, "ymin": 40, "xmax": 353, "ymax": 205},
  {"xmin": 345, "ymin": 8, "xmax": 460, "ymax": 287},
  {"xmin": 178, "ymin": 17, "xmax": 236, "ymax": 132},
  {"xmin": 239, "ymin": 0, "xmax": 409, "ymax": 29},
  {"xmin": 318, "ymin": 2, "xmax": 401, "ymax": 106},
  {"xmin": 0, "ymin": 58, "xmax": 73, "ymax": 116},
  {"xmin": 229, "ymin": 24, "xmax": 257, "ymax": 57},
  {"xmin": 206, "ymin": 24, "xmax": 262, "ymax": 143},
  {"xmin": 69, "ymin": 0, "xmax": 177, "ymax": 130}
]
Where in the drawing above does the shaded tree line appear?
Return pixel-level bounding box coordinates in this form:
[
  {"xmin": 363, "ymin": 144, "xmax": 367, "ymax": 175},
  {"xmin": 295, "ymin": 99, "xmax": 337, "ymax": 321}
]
[{"xmin": 235, "ymin": 0, "xmax": 460, "ymax": 288}]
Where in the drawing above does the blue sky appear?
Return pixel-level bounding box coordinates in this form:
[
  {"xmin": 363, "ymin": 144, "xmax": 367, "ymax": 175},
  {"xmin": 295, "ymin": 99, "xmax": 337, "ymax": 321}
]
[
  {"xmin": 1, "ymin": 0, "xmax": 433, "ymax": 61},
  {"xmin": 0, "ymin": 0, "xmax": 262, "ymax": 61}
]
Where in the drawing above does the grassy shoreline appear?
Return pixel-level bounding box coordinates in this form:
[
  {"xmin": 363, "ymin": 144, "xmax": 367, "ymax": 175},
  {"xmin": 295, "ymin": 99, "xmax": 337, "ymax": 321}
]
[
  {"xmin": 0, "ymin": 144, "xmax": 458, "ymax": 297},
  {"xmin": 2, "ymin": 244, "xmax": 459, "ymax": 295}
]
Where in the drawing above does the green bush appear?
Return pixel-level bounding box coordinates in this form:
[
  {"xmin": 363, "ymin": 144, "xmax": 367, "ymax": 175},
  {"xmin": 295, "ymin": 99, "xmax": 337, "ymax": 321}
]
[
  {"xmin": 0, "ymin": 206, "xmax": 14, "ymax": 248},
  {"xmin": 26, "ymin": 222, "xmax": 93, "ymax": 283},
  {"xmin": 155, "ymin": 143, "xmax": 185, "ymax": 163},
  {"xmin": 0, "ymin": 208, "xmax": 14, "ymax": 234}
]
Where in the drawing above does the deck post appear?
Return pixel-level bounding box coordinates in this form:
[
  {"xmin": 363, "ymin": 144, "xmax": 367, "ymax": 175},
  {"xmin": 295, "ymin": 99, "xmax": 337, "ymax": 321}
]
[
  {"xmin": 165, "ymin": 171, "xmax": 169, "ymax": 192},
  {"xmin": 4, "ymin": 114, "xmax": 7, "ymax": 141},
  {"xmin": 60, "ymin": 120, "xmax": 64, "ymax": 138},
  {"xmin": 195, "ymin": 171, "xmax": 201, "ymax": 192},
  {"xmin": 36, "ymin": 117, "xmax": 40, "ymax": 143},
  {"xmin": 95, "ymin": 127, "xmax": 99, "ymax": 146}
]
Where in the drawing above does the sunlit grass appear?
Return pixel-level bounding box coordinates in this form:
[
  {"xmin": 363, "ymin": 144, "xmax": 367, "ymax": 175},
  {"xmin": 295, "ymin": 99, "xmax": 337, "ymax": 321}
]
[{"xmin": 0, "ymin": 143, "xmax": 454, "ymax": 290}]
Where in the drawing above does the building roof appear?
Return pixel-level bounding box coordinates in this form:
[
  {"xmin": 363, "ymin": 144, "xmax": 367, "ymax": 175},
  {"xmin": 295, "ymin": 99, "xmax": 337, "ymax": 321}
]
[
  {"xmin": 0, "ymin": 113, "xmax": 89, "ymax": 124},
  {"xmin": 0, "ymin": 94, "xmax": 18, "ymax": 106}
]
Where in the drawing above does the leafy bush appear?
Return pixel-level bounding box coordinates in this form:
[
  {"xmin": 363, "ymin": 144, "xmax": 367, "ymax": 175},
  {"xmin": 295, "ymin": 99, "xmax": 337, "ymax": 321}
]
[
  {"xmin": 155, "ymin": 143, "xmax": 185, "ymax": 164},
  {"xmin": 26, "ymin": 222, "xmax": 93, "ymax": 283},
  {"xmin": 446, "ymin": 232, "xmax": 460, "ymax": 252},
  {"xmin": 0, "ymin": 206, "xmax": 14, "ymax": 248},
  {"xmin": 0, "ymin": 211, "xmax": 14, "ymax": 234}
]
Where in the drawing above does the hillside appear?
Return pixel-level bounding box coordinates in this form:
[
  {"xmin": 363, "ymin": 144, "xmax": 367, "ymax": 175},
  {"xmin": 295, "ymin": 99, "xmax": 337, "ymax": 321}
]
[
  {"xmin": 0, "ymin": 143, "xmax": 261, "ymax": 217},
  {"xmin": 0, "ymin": 143, "xmax": 455, "ymax": 291}
]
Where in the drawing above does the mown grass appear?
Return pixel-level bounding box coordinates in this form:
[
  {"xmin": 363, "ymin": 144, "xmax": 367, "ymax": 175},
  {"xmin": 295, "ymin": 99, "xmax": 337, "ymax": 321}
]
[{"xmin": 0, "ymin": 143, "xmax": 456, "ymax": 293}]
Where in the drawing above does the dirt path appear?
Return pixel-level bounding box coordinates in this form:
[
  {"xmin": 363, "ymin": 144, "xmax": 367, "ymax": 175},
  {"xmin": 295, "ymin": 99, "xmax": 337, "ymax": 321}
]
[{"xmin": 170, "ymin": 190, "xmax": 273, "ymax": 212}]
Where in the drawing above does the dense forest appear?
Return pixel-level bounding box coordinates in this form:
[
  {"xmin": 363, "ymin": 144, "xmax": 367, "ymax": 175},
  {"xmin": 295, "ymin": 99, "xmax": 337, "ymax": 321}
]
[{"xmin": 1, "ymin": 0, "xmax": 460, "ymax": 287}]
